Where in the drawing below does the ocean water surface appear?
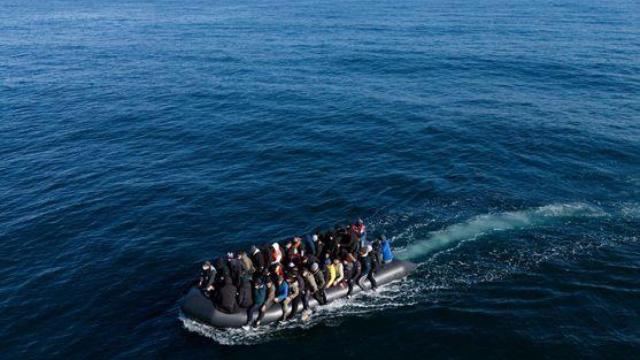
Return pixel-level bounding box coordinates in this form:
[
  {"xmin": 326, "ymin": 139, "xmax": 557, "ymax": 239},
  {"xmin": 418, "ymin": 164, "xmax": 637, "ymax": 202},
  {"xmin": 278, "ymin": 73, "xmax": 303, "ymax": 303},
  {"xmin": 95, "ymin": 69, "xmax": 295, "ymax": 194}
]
[{"xmin": 1, "ymin": 0, "xmax": 640, "ymax": 358}]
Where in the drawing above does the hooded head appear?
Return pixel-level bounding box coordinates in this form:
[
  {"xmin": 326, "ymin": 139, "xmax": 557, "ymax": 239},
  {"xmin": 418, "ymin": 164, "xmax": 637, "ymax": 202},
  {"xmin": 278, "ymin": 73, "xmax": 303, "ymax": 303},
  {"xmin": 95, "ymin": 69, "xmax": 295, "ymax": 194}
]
[
  {"xmin": 272, "ymin": 243, "xmax": 280, "ymax": 251},
  {"xmin": 357, "ymin": 218, "xmax": 364, "ymax": 225},
  {"xmin": 214, "ymin": 257, "xmax": 225, "ymax": 270},
  {"xmin": 202, "ymin": 261, "xmax": 211, "ymax": 270}
]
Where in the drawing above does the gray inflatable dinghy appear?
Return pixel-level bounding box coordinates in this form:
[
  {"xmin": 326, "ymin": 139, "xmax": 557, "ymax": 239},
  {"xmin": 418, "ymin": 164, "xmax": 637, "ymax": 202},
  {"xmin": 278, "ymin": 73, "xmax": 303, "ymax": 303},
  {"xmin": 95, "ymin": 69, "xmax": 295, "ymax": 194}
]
[{"xmin": 181, "ymin": 259, "xmax": 416, "ymax": 328}]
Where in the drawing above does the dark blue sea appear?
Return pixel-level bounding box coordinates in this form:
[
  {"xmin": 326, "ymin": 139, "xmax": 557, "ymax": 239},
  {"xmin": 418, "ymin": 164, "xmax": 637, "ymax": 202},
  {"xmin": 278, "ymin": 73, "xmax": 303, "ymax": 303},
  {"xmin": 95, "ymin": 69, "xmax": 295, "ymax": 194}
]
[{"xmin": 2, "ymin": 0, "xmax": 640, "ymax": 358}]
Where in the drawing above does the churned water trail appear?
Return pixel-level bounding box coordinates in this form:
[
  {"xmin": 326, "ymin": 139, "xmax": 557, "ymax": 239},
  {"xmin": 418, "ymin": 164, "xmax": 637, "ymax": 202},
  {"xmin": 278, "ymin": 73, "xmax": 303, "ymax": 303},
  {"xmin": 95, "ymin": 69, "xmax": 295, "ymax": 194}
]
[{"xmin": 398, "ymin": 203, "xmax": 605, "ymax": 260}]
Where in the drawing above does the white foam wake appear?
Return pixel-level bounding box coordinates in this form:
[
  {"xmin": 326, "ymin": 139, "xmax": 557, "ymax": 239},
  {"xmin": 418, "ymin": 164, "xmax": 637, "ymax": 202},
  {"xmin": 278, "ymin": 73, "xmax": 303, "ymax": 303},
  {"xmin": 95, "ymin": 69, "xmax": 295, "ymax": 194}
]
[{"xmin": 398, "ymin": 203, "xmax": 604, "ymax": 260}]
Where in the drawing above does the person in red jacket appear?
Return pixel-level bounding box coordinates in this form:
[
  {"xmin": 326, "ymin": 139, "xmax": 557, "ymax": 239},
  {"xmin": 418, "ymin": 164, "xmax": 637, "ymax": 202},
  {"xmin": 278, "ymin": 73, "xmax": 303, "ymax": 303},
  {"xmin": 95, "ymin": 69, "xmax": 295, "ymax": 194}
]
[{"xmin": 270, "ymin": 242, "xmax": 283, "ymax": 265}]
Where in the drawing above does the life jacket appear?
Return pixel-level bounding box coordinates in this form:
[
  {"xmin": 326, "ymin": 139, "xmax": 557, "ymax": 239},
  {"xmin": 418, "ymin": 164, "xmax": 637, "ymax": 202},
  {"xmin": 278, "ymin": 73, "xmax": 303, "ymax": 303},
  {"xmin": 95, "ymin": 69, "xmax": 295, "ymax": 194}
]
[
  {"xmin": 288, "ymin": 241, "xmax": 302, "ymax": 262},
  {"xmin": 271, "ymin": 243, "xmax": 282, "ymax": 264}
]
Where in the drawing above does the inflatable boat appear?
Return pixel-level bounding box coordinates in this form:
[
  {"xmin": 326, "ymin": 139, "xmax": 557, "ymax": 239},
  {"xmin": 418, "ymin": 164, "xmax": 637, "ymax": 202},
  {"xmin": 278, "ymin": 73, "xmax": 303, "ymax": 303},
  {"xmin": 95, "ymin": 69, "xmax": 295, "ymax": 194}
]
[{"xmin": 180, "ymin": 259, "xmax": 416, "ymax": 328}]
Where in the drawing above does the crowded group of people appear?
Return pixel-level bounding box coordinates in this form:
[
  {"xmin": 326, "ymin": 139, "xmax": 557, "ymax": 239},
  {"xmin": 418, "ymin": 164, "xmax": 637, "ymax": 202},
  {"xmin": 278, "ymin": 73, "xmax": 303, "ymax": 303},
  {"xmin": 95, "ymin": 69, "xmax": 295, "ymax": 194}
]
[{"xmin": 196, "ymin": 219, "xmax": 394, "ymax": 327}]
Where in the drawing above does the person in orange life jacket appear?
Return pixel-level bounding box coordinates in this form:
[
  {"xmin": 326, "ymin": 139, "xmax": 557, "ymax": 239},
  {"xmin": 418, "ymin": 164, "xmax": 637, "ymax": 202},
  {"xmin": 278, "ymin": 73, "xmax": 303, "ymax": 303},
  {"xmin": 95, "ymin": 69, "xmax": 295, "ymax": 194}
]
[
  {"xmin": 271, "ymin": 262, "xmax": 284, "ymax": 278},
  {"xmin": 270, "ymin": 242, "xmax": 283, "ymax": 264},
  {"xmin": 285, "ymin": 237, "xmax": 304, "ymax": 265}
]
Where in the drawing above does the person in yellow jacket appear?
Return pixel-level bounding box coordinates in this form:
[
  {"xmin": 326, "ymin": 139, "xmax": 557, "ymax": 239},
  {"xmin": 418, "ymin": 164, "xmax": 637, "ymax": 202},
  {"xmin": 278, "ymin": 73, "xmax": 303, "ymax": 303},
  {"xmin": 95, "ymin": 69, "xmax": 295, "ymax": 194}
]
[
  {"xmin": 325, "ymin": 258, "xmax": 338, "ymax": 288},
  {"xmin": 332, "ymin": 258, "xmax": 344, "ymax": 286}
]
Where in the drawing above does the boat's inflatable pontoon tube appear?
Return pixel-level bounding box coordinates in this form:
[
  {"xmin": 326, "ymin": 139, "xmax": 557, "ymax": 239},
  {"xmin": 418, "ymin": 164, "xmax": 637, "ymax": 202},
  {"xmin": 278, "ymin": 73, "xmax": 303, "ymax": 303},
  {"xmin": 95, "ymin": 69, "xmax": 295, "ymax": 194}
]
[{"xmin": 181, "ymin": 259, "xmax": 417, "ymax": 328}]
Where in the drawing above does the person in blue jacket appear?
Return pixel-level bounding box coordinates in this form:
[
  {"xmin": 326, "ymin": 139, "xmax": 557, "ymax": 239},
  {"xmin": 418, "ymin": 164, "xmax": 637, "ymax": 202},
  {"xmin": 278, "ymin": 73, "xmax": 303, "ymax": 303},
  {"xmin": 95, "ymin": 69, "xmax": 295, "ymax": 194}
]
[
  {"xmin": 303, "ymin": 234, "xmax": 316, "ymax": 257},
  {"xmin": 380, "ymin": 235, "xmax": 394, "ymax": 264},
  {"xmin": 273, "ymin": 276, "xmax": 289, "ymax": 321}
]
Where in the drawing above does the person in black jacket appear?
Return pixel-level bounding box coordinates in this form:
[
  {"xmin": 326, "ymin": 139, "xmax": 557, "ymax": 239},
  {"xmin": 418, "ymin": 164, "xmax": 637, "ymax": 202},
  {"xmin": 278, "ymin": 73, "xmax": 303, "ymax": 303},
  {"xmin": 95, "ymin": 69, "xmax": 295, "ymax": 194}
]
[
  {"xmin": 198, "ymin": 261, "xmax": 214, "ymax": 289},
  {"xmin": 202, "ymin": 284, "xmax": 216, "ymax": 300},
  {"xmin": 237, "ymin": 275, "xmax": 254, "ymax": 309},
  {"xmin": 250, "ymin": 245, "xmax": 266, "ymax": 274},
  {"xmin": 346, "ymin": 253, "xmax": 361, "ymax": 298},
  {"xmin": 215, "ymin": 277, "xmax": 239, "ymax": 314},
  {"xmin": 357, "ymin": 245, "xmax": 378, "ymax": 291},
  {"xmin": 228, "ymin": 253, "xmax": 245, "ymax": 286},
  {"xmin": 213, "ymin": 257, "xmax": 230, "ymax": 287},
  {"xmin": 370, "ymin": 239, "xmax": 382, "ymax": 274}
]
